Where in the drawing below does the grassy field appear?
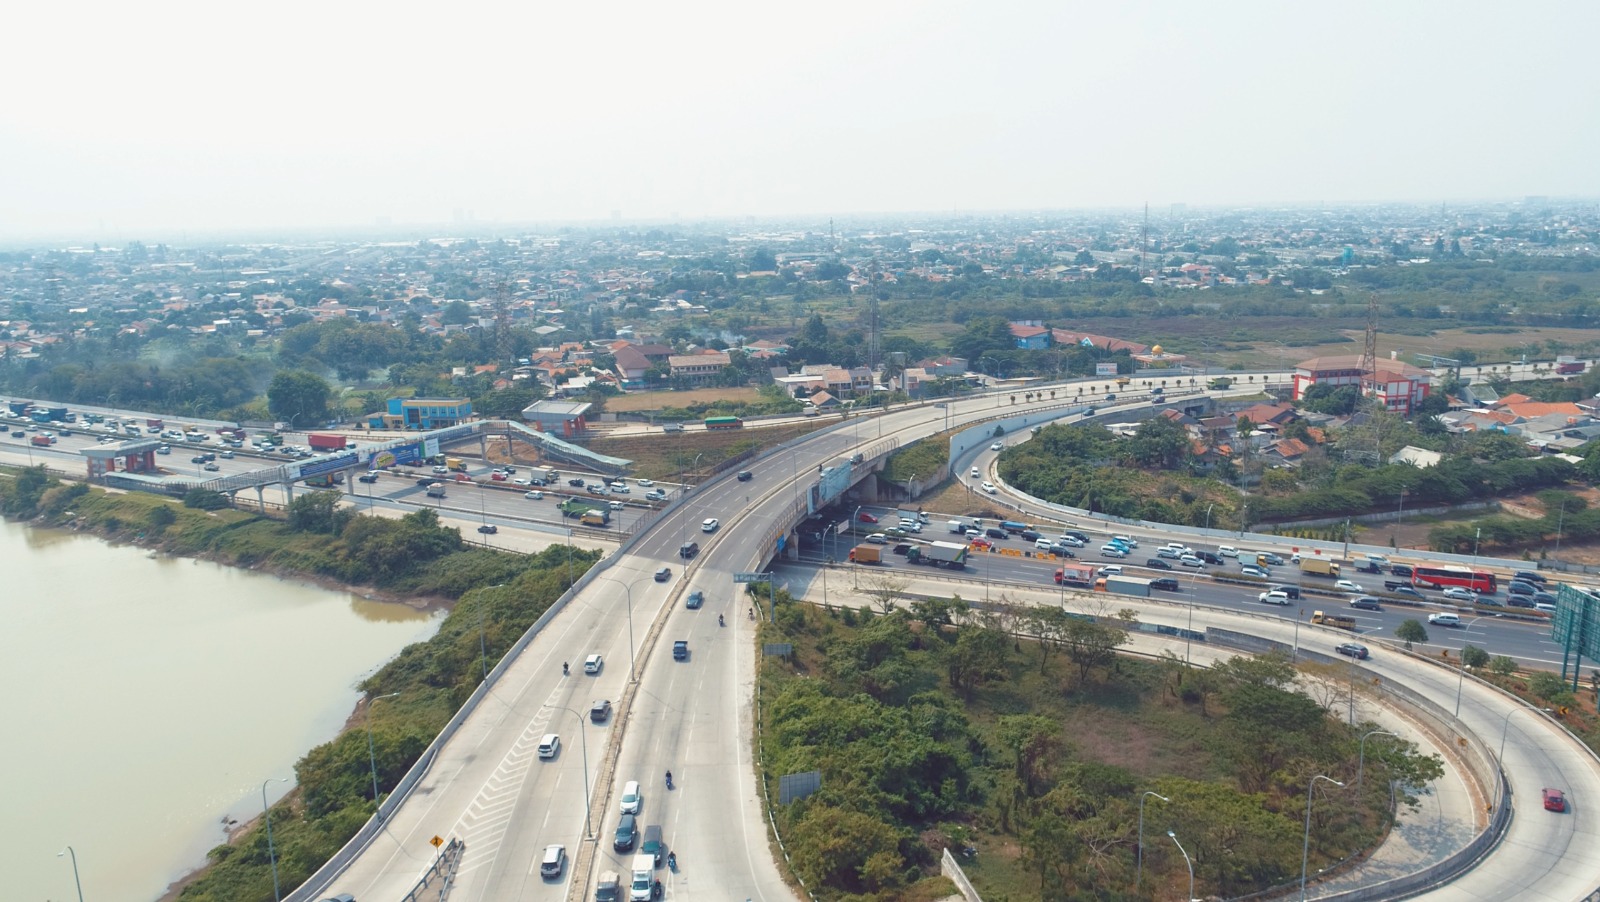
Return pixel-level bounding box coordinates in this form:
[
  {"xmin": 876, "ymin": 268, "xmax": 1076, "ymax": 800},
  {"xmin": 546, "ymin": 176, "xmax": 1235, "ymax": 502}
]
[
  {"xmin": 605, "ymin": 386, "xmax": 762, "ymax": 412},
  {"xmin": 586, "ymin": 420, "xmax": 825, "ymax": 481}
]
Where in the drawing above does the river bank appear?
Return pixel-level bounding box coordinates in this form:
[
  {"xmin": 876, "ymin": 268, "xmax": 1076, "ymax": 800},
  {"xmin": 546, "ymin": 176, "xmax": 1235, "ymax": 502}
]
[{"xmin": 0, "ymin": 466, "xmax": 600, "ymax": 901}]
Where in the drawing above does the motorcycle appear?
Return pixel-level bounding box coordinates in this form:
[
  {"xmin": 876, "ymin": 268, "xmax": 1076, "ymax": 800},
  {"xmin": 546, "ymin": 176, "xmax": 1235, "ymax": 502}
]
[
  {"xmin": 665, "ymin": 770, "xmax": 674, "ymax": 790},
  {"xmin": 718, "ymin": 614, "xmax": 724, "ymax": 627},
  {"xmin": 562, "ymin": 661, "xmax": 569, "ymax": 676},
  {"xmin": 667, "ymin": 851, "xmax": 677, "ymax": 872}
]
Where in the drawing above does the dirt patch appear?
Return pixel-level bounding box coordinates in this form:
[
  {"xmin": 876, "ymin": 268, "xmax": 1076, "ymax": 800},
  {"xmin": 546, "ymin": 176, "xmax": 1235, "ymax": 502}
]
[{"xmin": 586, "ymin": 421, "xmax": 822, "ymax": 481}]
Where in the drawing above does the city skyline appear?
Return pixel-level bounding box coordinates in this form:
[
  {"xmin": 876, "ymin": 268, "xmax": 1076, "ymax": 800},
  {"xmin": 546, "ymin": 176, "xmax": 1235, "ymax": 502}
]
[{"xmin": 4, "ymin": 0, "xmax": 1597, "ymax": 241}]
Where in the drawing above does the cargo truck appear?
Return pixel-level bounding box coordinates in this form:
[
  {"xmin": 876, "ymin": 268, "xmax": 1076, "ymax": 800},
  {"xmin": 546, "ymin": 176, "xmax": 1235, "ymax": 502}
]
[
  {"xmin": 1300, "ymin": 558, "xmax": 1342, "ymax": 578},
  {"xmin": 906, "ymin": 540, "xmax": 969, "ymax": 569},
  {"xmin": 307, "ymin": 432, "xmax": 349, "ymax": 452},
  {"xmin": 447, "ymin": 456, "xmax": 466, "ymax": 472},
  {"xmin": 1311, "ymin": 610, "xmax": 1358, "ymax": 630},
  {"xmin": 6, "ymin": 400, "xmax": 31, "ymax": 416},
  {"xmin": 849, "ymin": 544, "xmax": 882, "ymax": 564},
  {"xmin": 559, "ymin": 498, "xmax": 593, "ymax": 518},
  {"xmin": 146, "ymin": 418, "xmax": 164, "ymax": 431},
  {"xmin": 425, "ymin": 483, "xmax": 447, "ymax": 498},
  {"xmin": 581, "ymin": 509, "xmax": 611, "ymax": 526},
  {"xmin": 30, "ymin": 434, "xmax": 53, "ymax": 447},
  {"xmin": 1094, "ymin": 575, "xmax": 1152, "ymax": 597},
  {"xmin": 1054, "ymin": 563, "xmax": 1096, "ymax": 587},
  {"xmin": 1557, "ymin": 357, "xmax": 1586, "ymax": 375}
]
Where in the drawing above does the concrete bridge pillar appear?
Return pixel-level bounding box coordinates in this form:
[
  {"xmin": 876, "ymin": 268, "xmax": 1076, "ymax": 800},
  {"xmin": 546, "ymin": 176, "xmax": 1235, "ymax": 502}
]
[{"xmin": 254, "ymin": 485, "xmax": 266, "ymax": 512}]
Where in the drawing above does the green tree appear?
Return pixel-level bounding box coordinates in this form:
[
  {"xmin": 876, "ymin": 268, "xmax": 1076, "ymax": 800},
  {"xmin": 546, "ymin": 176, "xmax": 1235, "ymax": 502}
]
[
  {"xmin": 267, "ymin": 370, "xmax": 332, "ymax": 427},
  {"xmin": 147, "ymin": 504, "xmax": 177, "ymax": 531},
  {"xmin": 947, "ymin": 623, "xmax": 1010, "ymax": 695},
  {"xmin": 1489, "ymin": 655, "xmax": 1518, "ymax": 677},
  {"xmin": 439, "ymin": 300, "xmax": 473, "ymax": 325},
  {"xmin": 288, "ymin": 490, "xmax": 352, "ymax": 534},
  {"xmin": 1461, "ymin": 645, "xmax": 1490, "ymax": 670},
  {"xmin": 1395, "ymin": 619, "xmax": 1428, "ymax": 649},
  {"xmin": 1062, "ymin": 619, "xmax": 1127, "ymax": 684}
]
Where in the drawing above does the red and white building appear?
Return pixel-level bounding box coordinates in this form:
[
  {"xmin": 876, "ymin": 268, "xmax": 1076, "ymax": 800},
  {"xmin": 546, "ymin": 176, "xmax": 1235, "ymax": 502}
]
[{"xmin": 1292, "ymin": 355, "xmax": 1432, "ymax": 415}]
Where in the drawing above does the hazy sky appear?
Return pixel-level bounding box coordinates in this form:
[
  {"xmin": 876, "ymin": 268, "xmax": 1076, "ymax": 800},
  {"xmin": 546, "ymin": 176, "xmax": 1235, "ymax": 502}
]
[{"xmin": 3, "ymin": 1, "xmax": 1596, "ymax": 240}]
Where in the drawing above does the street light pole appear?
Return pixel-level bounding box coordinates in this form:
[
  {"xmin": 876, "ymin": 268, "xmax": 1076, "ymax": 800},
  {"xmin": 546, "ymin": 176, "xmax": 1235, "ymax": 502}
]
[
  {"xmin": 545, "ymin": 704, "xmax": 594, "ymax": 839},
  {"xmin": 597, "ymin": 576, "xmax": 638, "ymax": 683},
  {"xmin": 1300, "ymin": 774, "xmax": 1345, "ymax": 899},
  {"xmin": 1357, "ymin": 730, "xmax": 1396, "ymax": 793},
  {"xmin": 1167, "ymin": 831, "xmax": 1194, "ymax": 902},
  {"xmin": 57, "ymin": 845, "xmax": 84, "ymax": 902},
  {"xmin": 366, "ymin": 692, "xmax": 400, "ymax": 813},
  {"xmin": 1499, "ymin": 703, "xmax": 1546, "ymax": 762},
  {"xmin": 261, "ymin": 776, "xmax": 290, "ymax": 901},
  {"xmin": 1136, "ymin": 791, "xmax": 1170, "ymax": 887},
  {"xmin": 1453, "ymin": 616, "xmax": 1487, "ymax": 717},
  {"xmin": 1472, "ymin": 527, "xmax": 1481, "ymax": 566}
]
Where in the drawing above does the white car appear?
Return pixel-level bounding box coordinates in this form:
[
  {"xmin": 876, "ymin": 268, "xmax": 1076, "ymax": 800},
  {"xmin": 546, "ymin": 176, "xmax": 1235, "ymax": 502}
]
[
  {"xmin": 981, "ymin": 481, "xmax": 997, "ymax": 494},
  {"xmin": 524, "ymin": 490, "xmax": 544, "ymax": 500},
  {"xmin": 970, "ymin": 467, "xmax": 981, "ymax": 478},
  {"xmin": 620, "ymin": 780, "xmax": 642, "ymax": 814},
  {"xmin": 584, "ymin": 654, "xmax": 604, "ymax": 674},
  {"xmin": 1218, "ymin": 546, "xmax": 1239, "ymax": 558},
  {"xmin": 1098, "ymin": 565, "xmax": 1123, "ymax": 577},
  {"xmin": 1100, "ymin": 545, "xmax": 1128, "ymax": 558},
  {"xmin": 1442, "ymin": 586, "xmax": 1475, "ymax": 601},
  {"xmin": 865, "ymin": 533, "xmax": 888, "ymax": 544},
  {"xmin": 608, "ymin": 481, "xmax": 630, "ymax": 493},
  {"xmin": 1334, "ymin": 580, "xmax": 1364, "ymax": 593},
  {"xmin": 1428, "ymin": 612, "xmax": 1462, "ymax": 627},
  {"xmin": 608, "ymin": 500, "xmax": 624, "ymax": 510},
  {"xmin": 1059, "ymin": 536, "xmax": 1086, "ymax": 548},
  {"xmin": 1240, "ymin": 564, "xmax": 1270, "ymax": 578},
  {"xmin": 702, "ymin": 518, "xmax": 720, "ymax": 533},
  {"xmin": 636, "ymin": 478, "xmax": 655, "ymax": 487},
  {"xmin": 538, "ymin": 733, "xmax": 561, "ymax": 759},
  {"xmin": 512, "ymin": 478, "xmax": 532, "ymax": 486},
  {"xmin": 1179, "ymin": 554, "xmax": 1204, "ymax": 568},
  {"xmin": 990, "ymin": 442, "xmax": 1004, "ymax": 451},
  {"xmin": 1258, "ymin": 590, "xmax": 1292, "ymax": 605}
]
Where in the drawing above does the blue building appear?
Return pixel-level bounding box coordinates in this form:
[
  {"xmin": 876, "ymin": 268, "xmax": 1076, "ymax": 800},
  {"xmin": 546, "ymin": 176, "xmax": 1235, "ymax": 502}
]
[{"xmin": 370, "ymin": 397, "xmax": 473, "ymax": 430}]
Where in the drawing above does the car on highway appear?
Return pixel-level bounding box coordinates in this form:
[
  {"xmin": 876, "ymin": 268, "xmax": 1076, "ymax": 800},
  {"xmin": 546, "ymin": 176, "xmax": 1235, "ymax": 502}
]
[
  {"xmin": 981, "ymin": 481, "xmax": 997, "ymax": 494},
  {"xmin": 1536, "ymin": 602, "xmax": 1558, "ymax": 614},
  {"xmin": 864, "ymin": 533, "xmax": 888, "ymax": 544},
  {"xmin": 737, "ymin": 470, "xmax": 753, "ymax": 481},
  {"xmin": 589, "ymin": 699, "xmax": 612, "ymax": 722},
  {"xmin": 1334, "ymin": 579, "xmax": 1364, "ymax": 593},
  {"xmin": 1335, "ymin": 643, "xmax": 1370, "ymax": 660},
  {"xmin": 970, "ymin": 467, "xmax": 981, "ymax": 478},
  {"xmin": 1507, "ymin": 581, "xmax": 1537, "ymax": 596},
  {"xmin": 1061, "ymin": 530, "xmax": 1089, "ymax": 543},
  {"xmin": 636, "ymin": 478, "xmax": 655, "ymax": 486},
  {"xmin": 1179, "ymin": 554, "xmax": 1204, "ymax": 568},
  {"xmin": 155, "ymin": 444, "xmax": 170, "ymax": 454},
  {"xmin": 584, "ymin": 654, "xmax": 604, "ymax": 674},
  {"xmin": 1543, "ymin": 787, "xmax": 1567, "ymax": 812},
  {"xmin": 1514, "ymin": 570, "xmax": 1547, "ymax": 585},
  {"xmin": 1097, "ymin": 565, "xmax": 1123, "ymax": 577},
  {"xmin": 1475, "ymin": 595, "xmax": 1504, "ymax": 607},
  {"xmin": 990, "ymin": 441, "xmax": 1004, "ymax": 451},
  {"xmin": 203, "ymin": 463, "xmax": 220, "ymax": 471},
  {"xmin": 1389, "ymin": 585, "xmax": 1424, "ymax": 599},
  {"xmin": 1428, "ymin": 612, "xmax": 1462, "ymax": 627},
  {"xmin": 1442, "ymin": 586, "xmax": 1476, "ymax": 602},
  {"xmin": 1058, "ymin": 535, "xmax": 1085, "ymax": 548},
  {"xmin": 1157, "ymin": 547, "xmax": 1183, "ymax": 559},
  {"xmin": 191, "ymin": 455, "xmax": 207, "ymax": 463},
  {"xmin": 477, "ymin": 524, "xmax": 498, "ymax": 534},
  {"xmin": 701, "ymin": 518, "xmax": 720, "ymax": 532},
  {"xmin": 1532, "ymin": 592, "xmax": 1558, "ymax": 607},
  {"xmin": 1505, "ymin": 595, "xmax": 1535, "ymax": 609},
  {"xmin": 968, "ymin": 537, "xmax": 993, "ymax": 550},
  {"xmin": 524, "ymin": 490, "xmax": 544, "ymax": 500},
  {"xmin": 654, "ymin": 566, "xmax": 672, "ymax": 582},
  {"xmin": 857, "ymin": 511, "xmax": 878, "ymax": 523},
  {"xmin": 540, "ymin": 843, "xmax": 566, "ymax": 878},
  {"xmin": 608, "ymin": 481, "xmax": 629, "ymax": 493},
  {"xmin": 1218, "ymin": 546, "xmax": 1239, "ymax": 558},
  {"xmin": 1100, "ymin": 545, "xmax": 1128, "ymax": 558},
  {"xmin": 490, "ymin": 471, "xmax": 508, "ymax": 481},
  {"xmin": 620, "ymin": 780, "xmax": 642, "ymax": 814},
  {"xmin": 1240, "ymin": 565, "xmax": 1270, "ymax": 578},
  {"xmin": 1389, "ymin": 563, "xmax": 1414, "ymax": 578},
  {"xmin": 685, "ymin": 590, "xmax": 705, "ymax": 610},
  {"xmin": 568, "ymin": 478, "xmax": 586, "ymax": 487},
  {"xmin": 538, "ymin": 733, "xmax": 561, "ymax": 759},
  {"xmin": 1349, "ymin": 597, "xmax": 1383, "ymax": 611},
  {"xmin": 1049, "ymin": 543, "xmax": 1076, "ymax": 558},
  {"xmin": 608, "ymin": 500, "xmax": 625, "ymax": 510},
  {"xmin": 1111, "ymin": 535, "xmax": 1138, "ymax": 548},
  {"xmin": 358, "ymin": 472, "xmax": 380, "ymax": 483},
  {"xmin": 512, "ymin": 477, "xmax": 531, "ymax": 486},
  {"xmin": 433, "ymin": 465, "xmax": 450, "ymax": 475},
  {"xmin": 1150, "ymin": 577, "xmax": 1180, "ymax": 591},
  {"xmin": 613, "ymin": 813, "xmax": 638, "ymax": 851},
  {"xmin": 1259, "ymin": 590, "xmax": 1292, "ymax": 605},
  {"xmin": 1145, "ymin": 558, "xmax": 1173, "ymax": 570},
  {"xmin": 644, "ymin": 488, "xmax": 667, "ymax": 501}
]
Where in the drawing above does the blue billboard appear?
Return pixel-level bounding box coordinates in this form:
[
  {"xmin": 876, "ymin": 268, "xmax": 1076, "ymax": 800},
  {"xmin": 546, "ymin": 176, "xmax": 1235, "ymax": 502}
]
[{"xmin": 296, "ymin": 453, "xmax": 358, "ymax": 480}]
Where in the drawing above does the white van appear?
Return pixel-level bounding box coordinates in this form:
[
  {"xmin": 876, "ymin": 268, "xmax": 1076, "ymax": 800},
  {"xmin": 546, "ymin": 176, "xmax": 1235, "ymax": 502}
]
[
  {"xmin": 1035, "ymin": 537, "xmax": 1055, "ymax": 552},
  {"xmin": 620, "ymin": 780, "xmax": 642, "ymax": 814}
]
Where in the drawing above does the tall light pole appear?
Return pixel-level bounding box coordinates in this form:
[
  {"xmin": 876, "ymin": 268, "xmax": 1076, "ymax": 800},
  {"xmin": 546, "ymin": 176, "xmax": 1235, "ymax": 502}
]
[
  {"xmin": 1499, "ymin": 703, "xmax": 1548, "ymax": 762},
  {"xmin": 545, "ymin": 704, "xmax": 594, "ymax": 839},
  {"xmin": 1136, "ymin": 791, "xmax": 1170, "ymax": 887},
  {"xmin": 57, "ymin": 845, "xmax": 84, "ymax": 902},
  {"xmin": 1300, "ymin": 774, "xmax": 1345, "ymax": 899},
  {"xmin": 1167, "ymin": 830, "xmax": 1194, "ymax": 902},
  {"xmin": 1356, "ymin": 729, "xmax": 1396, "ymax": 793},
  {"xmin": 1556, "ymin": 500, "xmax": 1568, "ymax": 555},
  {"xmin": 1203, "ymin": 503, "xmax": 1213, "ymax": 532},
  {"xmin": 1453, "ymin": 617, "xmax": 1487, "ymax": 717},
  {"xmin": 261, "ymin": 776, "xmax": 290, "ymax": 901},
  {"xmin": 366, "ymin": 692, "xmax": 400, "ymax": 813},
  {"xmin": 595, "ymin": 576, "xmax": 638, "ymax": 683},
  {"xmin": 1472, "ymin": 527, "xmax": 1481, "ymax": 566}
]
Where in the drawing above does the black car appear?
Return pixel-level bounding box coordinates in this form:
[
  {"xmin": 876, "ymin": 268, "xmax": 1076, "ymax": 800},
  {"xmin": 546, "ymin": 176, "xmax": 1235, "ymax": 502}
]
[
  {"xmin": 567, "ymin": 478, "xmax": 586, "ymax": 487},
  {"xmin": 892, "ymin": 543, "xmax": 913, "ymax": 556},
  {"xmin": 1507, "ymin": 581, "xmax": 1537, "ymax": 596},
  {"xmin": 1195, "ymin": 551, "xmax": 1224, "ymax": 566},
  {"xmin": 1514, "ymin": 570, "xmax": 1547, "ymax": 585},
  {"xmin": 1335, "ymin": 643, "xmax": 1370, "ymax": 660},
  {"xmin": 1349, "ymin": 597, "xmax": 1382, "ymax": 611},
  {"xmin": 985, "ymin": 527, "xmax": 1008, "ymax": 540},
  {"xmin": 1062, "ymin": 530, "xmax": 1088, "ymax": 543},
  {"xmin": 1507, "ymin": 595, "xmax": 1537, "ymax": 609},
  {"xmin": 737, "ymin": 470, "xmax": 753, "ymax": 481},
  {"xmin": 1533, "ymin": 592, "xmax": 1558, "ymax": 606},
  {"xmin": 357, "ymin": 473, "xmax": 380, "ymax": 483},
  {"xmin": 1020, "ymin": 529, "xmax": 1043, "ymax": 542},
  {"xmin": 477, "ymin": 524, "xmax": 498, "ymax": 534},
  {"xmin": 1390, "ymin": 585, "xmax": 1424, "ymax": 599},
  {"xmin": 1390, "ymin": 564, "xmax": 1414, "ymax": 578},
  {"xmin": 1150, "ymin": 577, "xmax": 1180, "ymax": 591},
  {"xmin": 678, "ymin": 542, "xmax": 699, "ymax": 559},
  {"xmin": 589, "ymin": 699, "xmax": 612, "ymax": 723},
  {"xmin": 8, "ymin": 430, "xmax": 22, "ymax": 438},
  {"xmin": 654, "ymin": 566, "xmax": 672, "ymax": 582},
  {"xmin": 613, "ymin": 813, "xmax": 638, "ymax": 851},
  {"xmin": 1144, "ymin": 558, "xmax": 1173, "ymax": 571}
]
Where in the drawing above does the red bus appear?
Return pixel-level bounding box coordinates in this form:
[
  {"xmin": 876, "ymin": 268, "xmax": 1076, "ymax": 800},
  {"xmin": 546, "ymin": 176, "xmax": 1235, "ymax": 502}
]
[{"xmin": 1412, "ymin": 566, "xmax": 1497, "ymax": 594}]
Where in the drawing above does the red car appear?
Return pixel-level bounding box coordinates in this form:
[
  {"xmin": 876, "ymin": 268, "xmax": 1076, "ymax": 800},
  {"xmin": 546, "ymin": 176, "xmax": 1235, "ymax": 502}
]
[
  {"xmin": 857, "ymin": 511, "xmax": 879, "ymax": 523},
  {"xmin": 1543, "ymin": 788, "xmax": 1566, "ymax": 812},
  {"xmin": 490, "ymin": 472, "xmax": 508, "ymax": 481},
  {"xmin": 968, "ymin": 537, "xmax": 993, "ymax": 550}
]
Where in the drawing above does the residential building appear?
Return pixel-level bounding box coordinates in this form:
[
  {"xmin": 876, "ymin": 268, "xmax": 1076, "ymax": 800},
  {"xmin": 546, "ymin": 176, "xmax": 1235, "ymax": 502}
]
[
  {"xmin": 1292, "ymin": 355, "xmax": 1432, "ymax": 415},
  {"xmin": 369, "ymin": 397, "xmax": 473, "ymax": 430}
]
